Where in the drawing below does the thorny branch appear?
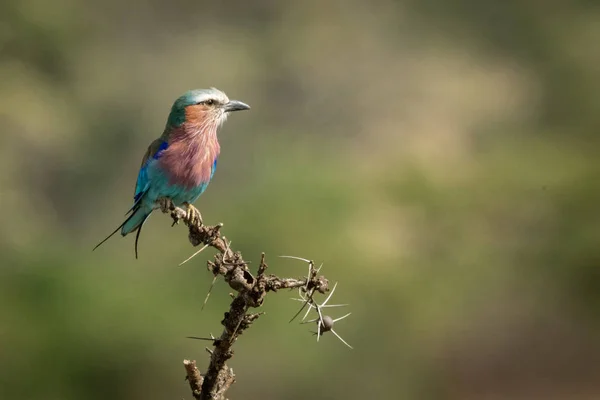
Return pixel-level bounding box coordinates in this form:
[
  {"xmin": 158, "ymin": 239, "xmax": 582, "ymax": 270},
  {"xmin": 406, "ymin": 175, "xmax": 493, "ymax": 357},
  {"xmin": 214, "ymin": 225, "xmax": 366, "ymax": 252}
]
[{"xmin": 158, "ymin": 200, "xmax": 351, "ymax": 400}]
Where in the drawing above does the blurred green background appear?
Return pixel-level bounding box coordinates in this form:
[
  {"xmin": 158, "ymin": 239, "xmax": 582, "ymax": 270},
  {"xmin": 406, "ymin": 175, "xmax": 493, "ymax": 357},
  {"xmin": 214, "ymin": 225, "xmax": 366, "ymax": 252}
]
[{"xmin": 1, "ymin": 0, "xmax": 600, "ymax": 399}]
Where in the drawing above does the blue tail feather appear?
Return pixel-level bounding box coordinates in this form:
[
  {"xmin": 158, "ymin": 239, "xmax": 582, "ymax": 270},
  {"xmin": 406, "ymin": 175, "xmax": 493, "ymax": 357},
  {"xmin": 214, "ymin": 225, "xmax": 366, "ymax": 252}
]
[
  {"xmin": 121, "ymin": 205, "xmax": 152, "ymax": 236},
  {"xmin": 92, "ymin": 202, "xmax": 153, "ymax": 258},
  {"xmin": 133, "ymin": 212, "xmax": 151, "ymax": 259},
  {"xmin": 92, "ymin": 208, "xmax": 139, "ymax": 253}
]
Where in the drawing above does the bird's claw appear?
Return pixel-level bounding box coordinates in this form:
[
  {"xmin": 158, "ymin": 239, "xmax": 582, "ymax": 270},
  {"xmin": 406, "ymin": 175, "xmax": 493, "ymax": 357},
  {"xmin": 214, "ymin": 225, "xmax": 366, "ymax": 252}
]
[
  {"xmin": 158, "ymin": 197, "xmax": 174, "ymax": 213},
  {"xmin": 184, "ymin": 203, "xmax": 203, "ymax": 226}
]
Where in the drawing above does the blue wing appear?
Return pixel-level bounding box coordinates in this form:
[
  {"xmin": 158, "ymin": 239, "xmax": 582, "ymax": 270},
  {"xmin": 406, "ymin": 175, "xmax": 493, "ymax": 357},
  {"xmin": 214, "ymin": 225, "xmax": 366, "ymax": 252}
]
[
  {"xmin": 95, "ymin": 138, "xmax": 170, "ymax": 258},
  {"xmin": 126, "ymin": 139, "xmax": 168, "ymax": 215}
]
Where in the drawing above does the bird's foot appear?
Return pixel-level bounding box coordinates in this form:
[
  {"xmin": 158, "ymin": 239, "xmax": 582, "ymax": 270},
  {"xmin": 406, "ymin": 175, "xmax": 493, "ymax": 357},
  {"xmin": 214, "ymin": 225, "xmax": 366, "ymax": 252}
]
[
  {"xmin": 183, "ymin": 202, "xmax": 203, "ymax": 226},
  {"xmin": 158, "ymin": 197, "xmax": 175, "ymax": 213}
]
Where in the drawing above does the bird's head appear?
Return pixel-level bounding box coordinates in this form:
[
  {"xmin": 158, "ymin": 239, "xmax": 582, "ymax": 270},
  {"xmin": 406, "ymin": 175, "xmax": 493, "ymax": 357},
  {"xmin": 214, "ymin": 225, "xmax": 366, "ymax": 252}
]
[{"xmin": 166, "ymin": 88, "xmax": 250, "ymax": 129}]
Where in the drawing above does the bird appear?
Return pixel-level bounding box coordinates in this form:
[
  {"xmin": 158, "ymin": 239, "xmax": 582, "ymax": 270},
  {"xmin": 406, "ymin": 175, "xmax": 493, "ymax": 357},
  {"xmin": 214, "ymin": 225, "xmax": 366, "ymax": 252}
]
[{"xmin": 93, "ymin": 88, "xmax": 250, "ymax": 258}]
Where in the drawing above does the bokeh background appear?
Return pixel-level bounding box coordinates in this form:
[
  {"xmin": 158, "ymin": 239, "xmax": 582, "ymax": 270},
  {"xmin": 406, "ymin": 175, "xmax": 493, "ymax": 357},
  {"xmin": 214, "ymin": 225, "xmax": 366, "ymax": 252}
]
[{"xmin": 2, "ymin": 0, "xmax": 600, "ymax": 399}]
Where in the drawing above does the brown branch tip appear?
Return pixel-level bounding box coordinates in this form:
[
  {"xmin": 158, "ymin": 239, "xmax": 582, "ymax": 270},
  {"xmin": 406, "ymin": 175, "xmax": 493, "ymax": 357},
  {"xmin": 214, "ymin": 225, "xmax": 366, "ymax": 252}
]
[{"xmin": 158, "ymin": 200, "xmax": 352, "ymax": 400}]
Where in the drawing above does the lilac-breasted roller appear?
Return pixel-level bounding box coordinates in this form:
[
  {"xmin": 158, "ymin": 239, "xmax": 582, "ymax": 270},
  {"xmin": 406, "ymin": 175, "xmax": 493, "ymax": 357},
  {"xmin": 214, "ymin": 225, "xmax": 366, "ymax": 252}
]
[{"xmin": 93, "ymin": 88, "xmax": 250, "ymax": 258}]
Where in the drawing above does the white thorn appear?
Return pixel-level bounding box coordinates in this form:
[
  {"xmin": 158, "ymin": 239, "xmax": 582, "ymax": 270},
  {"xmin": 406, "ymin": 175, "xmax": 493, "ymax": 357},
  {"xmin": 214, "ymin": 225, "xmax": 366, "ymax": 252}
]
[
  {"xmin": 301, "ymin": 301, "xmax": 314, "ymax": 322},
  {"xmin": 178, "ymin": 244, "xmax": 209, "ymax": 266},
  {"xmin": 201, "ymin": 275, "xmax": 219, "ymax": 311},
  {"xmin": 333, "ymin": 312, "xmax": 352, "ymax": 323},
  {"xmin": 279, "ymin": 255, "xmax": 312, "ymax": 263},
  {"xmin": 316, "ymin": 305, "xmax": 325, "ymax": 336},
  {"xmin": 317, "ymin": 316, "xmax": 322, "ymax": 342},
  {"xmin": 321, "ymin": 282, "xmax": 338, "ymax": 307},
  {"xmin": 331, "ymin": 329, "xmax": 353, "ymax": 349}
]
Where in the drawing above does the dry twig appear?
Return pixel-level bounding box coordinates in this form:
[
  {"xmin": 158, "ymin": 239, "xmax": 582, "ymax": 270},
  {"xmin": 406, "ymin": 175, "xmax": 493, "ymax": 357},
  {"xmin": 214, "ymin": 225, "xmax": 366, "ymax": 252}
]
[{"xmin": 158, "ymin": 199, "xmax": 349, "ymax": 400}]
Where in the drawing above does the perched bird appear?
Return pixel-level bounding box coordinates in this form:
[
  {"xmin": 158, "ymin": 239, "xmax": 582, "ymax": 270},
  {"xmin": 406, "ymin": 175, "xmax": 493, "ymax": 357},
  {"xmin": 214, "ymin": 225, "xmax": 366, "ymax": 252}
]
[{"xmin": 93, "ymin": 88, "xmax": 250, "ymax": 258}]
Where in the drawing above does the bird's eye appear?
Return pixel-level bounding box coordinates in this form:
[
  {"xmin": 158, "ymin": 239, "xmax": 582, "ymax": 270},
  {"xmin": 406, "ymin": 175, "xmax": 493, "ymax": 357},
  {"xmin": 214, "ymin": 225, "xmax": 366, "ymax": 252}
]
[{"xmin": 204, "ymin": 99, "xmax": 215, "ymax": 106}]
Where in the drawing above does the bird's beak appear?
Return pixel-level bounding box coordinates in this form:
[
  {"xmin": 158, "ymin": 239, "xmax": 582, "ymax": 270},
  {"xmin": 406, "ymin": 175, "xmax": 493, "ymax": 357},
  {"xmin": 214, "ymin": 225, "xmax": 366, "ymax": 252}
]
[{"xmin": 223, "ymin": 100, "xmax": 250, "ymax": 112}]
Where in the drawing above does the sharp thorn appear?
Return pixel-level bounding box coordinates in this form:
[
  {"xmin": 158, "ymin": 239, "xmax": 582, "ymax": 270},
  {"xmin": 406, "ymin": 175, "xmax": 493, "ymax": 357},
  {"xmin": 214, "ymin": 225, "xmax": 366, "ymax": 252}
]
[
  {"xmin": 320, "ymin": 282, "xmax": 338, "ymax": 307},
  {"xmin": 178, "ymin": 244, "xmax": 209, "ymax": 266},
  {"xmin": 289, "ymin": 299, "xmax": 310, "ymax": 323},
  {"xmin": 201, "ymin": 275, "xmax": 219, "ymax": 311},
  {"xmin": 331, "ymin": 329, "xmax": 353, "ymax": 349},
  {"xmin": 333, "ymin": 312, "xmax": 352, "ymax": 323},
  {"xmin": 279, "ymin": 255, "xmax": 312, "ymax": 263}
]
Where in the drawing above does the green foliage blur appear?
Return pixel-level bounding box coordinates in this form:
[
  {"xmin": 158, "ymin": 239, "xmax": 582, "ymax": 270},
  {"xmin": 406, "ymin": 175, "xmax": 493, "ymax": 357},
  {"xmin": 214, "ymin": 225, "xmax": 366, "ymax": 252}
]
[{"xmin": 2, "ymin": 0, "xmax": 599, "ymax": 398}]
